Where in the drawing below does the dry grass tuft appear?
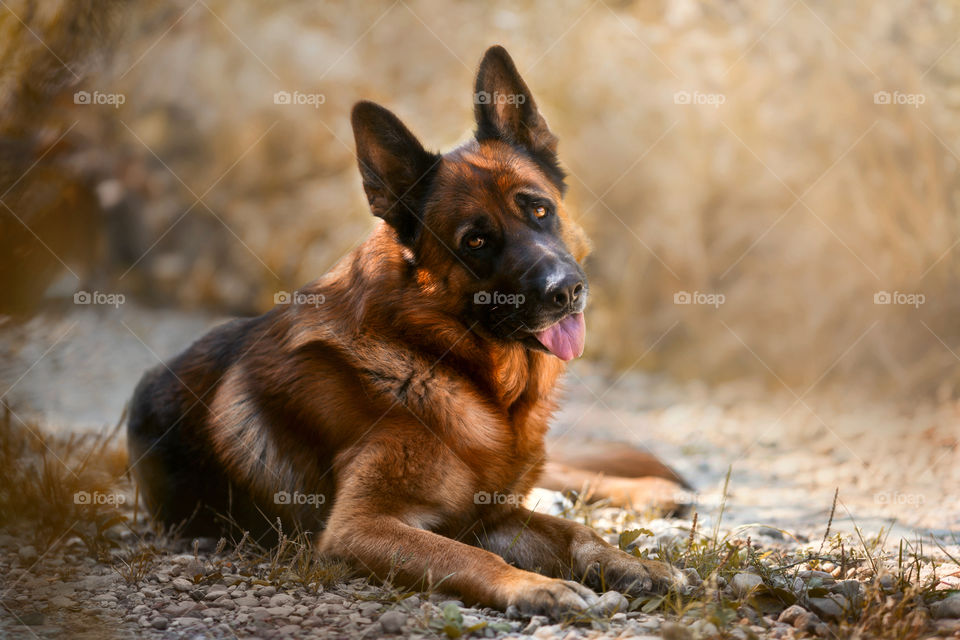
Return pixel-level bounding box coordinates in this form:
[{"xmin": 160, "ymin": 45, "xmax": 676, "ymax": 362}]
[{"xmin": 0, "ymin": 402, "xmax": 130, "ymax": 555}]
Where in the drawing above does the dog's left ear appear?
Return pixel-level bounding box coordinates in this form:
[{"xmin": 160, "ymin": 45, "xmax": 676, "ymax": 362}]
[{"xmin": 473, "ymin": 46, "xmax": 561, "ymax": 175}]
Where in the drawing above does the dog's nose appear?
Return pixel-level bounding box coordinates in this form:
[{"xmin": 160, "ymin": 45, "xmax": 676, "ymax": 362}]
[{"xmin": 545, "ymin": 274, "xmax": 584, "ymax": 309}]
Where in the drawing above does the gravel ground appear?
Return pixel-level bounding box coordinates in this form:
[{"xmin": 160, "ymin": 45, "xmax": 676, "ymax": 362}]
[
  {"xmin": 1, "ymin": 307, "xmax": 959, "ymax": 638},
  {"xmin": 0, "ymin": 530, "xmax": 684, "ymax": 640},
  {"xmin": 2, "ymin": 508, "xmax": 959, "ymax": 639}
]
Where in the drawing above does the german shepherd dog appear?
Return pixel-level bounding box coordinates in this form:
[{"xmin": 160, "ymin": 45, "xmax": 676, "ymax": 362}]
[{"xmin": 128, "ymin": 46, "xmax": 688, "ymax": 617}]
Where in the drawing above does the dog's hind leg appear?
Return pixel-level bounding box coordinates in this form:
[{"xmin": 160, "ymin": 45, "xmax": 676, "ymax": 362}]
[{"xmin": 539, "ymin": 440, "xmax": 693, "ymax": 513}]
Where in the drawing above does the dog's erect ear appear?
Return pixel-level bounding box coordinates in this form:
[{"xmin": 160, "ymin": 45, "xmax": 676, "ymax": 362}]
[
  {"xmin": 473, "ymin": 46, "xmax": 562, "ymax": 182},
  {"xmin": 352, "ymin": 101, "xmax": 440, "ymax": 246}
]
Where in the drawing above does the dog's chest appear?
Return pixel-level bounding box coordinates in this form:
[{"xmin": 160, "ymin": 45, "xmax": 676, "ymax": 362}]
[
  {"xmin": 474, "ymin": 358, "xmax": 558, "ymax": 493},
  {"xmin": 469, "ymin": 405, "xmax": 551, "ymax": 500}
]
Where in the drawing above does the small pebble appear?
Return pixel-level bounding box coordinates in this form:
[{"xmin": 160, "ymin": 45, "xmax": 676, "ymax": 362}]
[
  {"xmin": 594, "ymin": 590, "xmax": 629, "ymax": 616},
  {"xmin": 17, "ymin": 546, "xmax": 38, "ymax": 564},
  {"xmin": 269, "ymin": 593, "xmax": 295, "ymax": 607},
  {"xmin": 932, "ymin": 594, "xmax": 960, "ymax": 619},
  {"xmin": 808, "ymin": 596, "xmax": 843, "ymax": 621},
  {"xmin": 522, "ymin": 615, "xmax": 549, "ymax": 634},
  {"xmin": 379, "ymin": 610, "xmax": 407, "ymax": 633},
  {"xmin": 172, "ymin": 577, "xmax": 192, "ymax": 592},
  {"xmin": 731, "ymin": 572, "xmax": 763, "ymax": 596}
]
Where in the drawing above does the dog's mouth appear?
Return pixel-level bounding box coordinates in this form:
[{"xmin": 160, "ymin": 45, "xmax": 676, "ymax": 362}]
[
  {"xmin": 529, "ymin": 312, "xmax": 586, "ymax": 361},
  {"xmin": 480, "ymin": 290, "xmax": 588, "ymax": 361}
]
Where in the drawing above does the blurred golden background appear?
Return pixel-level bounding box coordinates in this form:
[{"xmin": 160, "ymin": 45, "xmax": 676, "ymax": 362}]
[{"xmin": 4, "ymin": 0, "xmax": 960, "ymax": 398}]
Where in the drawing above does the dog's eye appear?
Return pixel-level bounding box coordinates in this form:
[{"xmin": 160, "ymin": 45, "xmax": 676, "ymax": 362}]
[
  {"xmin": 465, "ymin": 235, "xmax": 486, "ymax": 250},
  {"xmin": 534, "ymin": 205, "xmax": 548, "ymax": 219}
]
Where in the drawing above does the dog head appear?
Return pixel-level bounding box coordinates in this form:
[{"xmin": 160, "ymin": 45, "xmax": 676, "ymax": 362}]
[{"xmin": 351, "ymin": 46, "xmax": 591, "ymax": 361}]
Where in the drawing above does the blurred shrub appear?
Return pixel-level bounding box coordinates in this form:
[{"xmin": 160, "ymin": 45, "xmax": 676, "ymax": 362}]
[{"xmin": 4, "ymin": 0, "xmax": 960, "ymax": 396}]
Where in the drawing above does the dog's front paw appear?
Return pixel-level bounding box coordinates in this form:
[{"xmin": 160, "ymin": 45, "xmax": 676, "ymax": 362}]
[
  {"xmin": 505, "ymin": 575, "xmax": 600, "ymax": 619},
  {"xmin": 584, "ymin": 554, "xmax": 686, "ymax": 595}
]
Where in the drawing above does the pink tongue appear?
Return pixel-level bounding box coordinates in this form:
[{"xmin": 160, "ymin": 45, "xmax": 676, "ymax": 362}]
[{"xmin": 534, "ymin": 313, "xmax": 586, "ymax": 361}]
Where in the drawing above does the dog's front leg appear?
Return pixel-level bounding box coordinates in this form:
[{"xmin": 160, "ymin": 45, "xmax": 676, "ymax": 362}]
[
  {"xmin": 472, "ymin": 506, "xmax": 686, "ymax": 596},
  {"xmin": 318, "ymin": 507, "xmax": 603, "ymax": 617},
  {"xmin": 316, "ymin": 448, "xmax": 601, "ymax": 618}
]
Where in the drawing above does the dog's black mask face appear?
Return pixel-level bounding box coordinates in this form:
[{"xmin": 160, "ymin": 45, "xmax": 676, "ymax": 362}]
[{"xmin": 422, "ymin": 143, "xmax": 588, "ymax": 360}]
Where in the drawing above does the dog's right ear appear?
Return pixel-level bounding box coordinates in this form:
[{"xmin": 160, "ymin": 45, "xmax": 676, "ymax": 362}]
[{"xmin": 351, "ymin": 101, "xmax": 440, "ymax": 247}]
